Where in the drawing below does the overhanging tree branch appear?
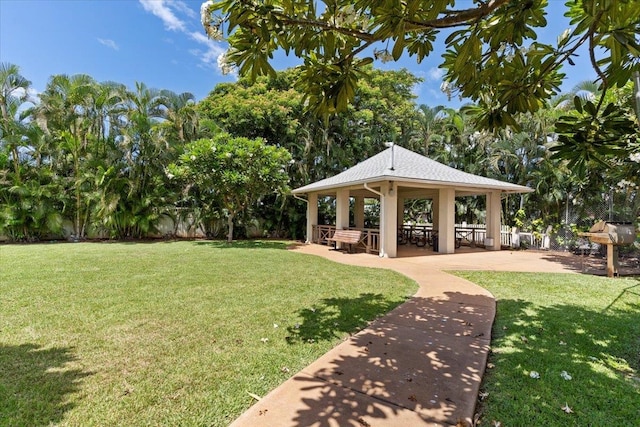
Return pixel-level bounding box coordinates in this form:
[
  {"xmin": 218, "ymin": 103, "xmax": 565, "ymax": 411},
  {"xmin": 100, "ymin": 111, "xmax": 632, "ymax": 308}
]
[{"xmin": 406, "ymin": 0, "xmax": 512, "ymax": 29}]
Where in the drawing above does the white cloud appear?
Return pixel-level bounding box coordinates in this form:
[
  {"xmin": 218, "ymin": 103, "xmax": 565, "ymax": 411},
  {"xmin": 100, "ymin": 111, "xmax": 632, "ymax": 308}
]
[
  {"xmin": 189, "ymin": 31, "xmax": 210, "ymax": 44},
  {"xmin": 97, "ymin": 38, "xmax": 119, "ymax": 51},
  {"xmin": 139, "ymin": 0, "xmax": 186, "ymax": 31},
  {"xmin": 189, "ymin": 31, "xmax": 231, "ymax": 75},
  {"xmin": 428, "ymin": 88, "xmax": 443, "ymax": 99},
  {"xmin": 140, "ymin": 0, "xmax": 229, "ymax": 75},
  {"xmin": 170, "ymin": 0, "xmax": 197, "ymax": 19},
  {"xmin": 426, "ymin": 67, "xmax": 445, "ymax": 81}
]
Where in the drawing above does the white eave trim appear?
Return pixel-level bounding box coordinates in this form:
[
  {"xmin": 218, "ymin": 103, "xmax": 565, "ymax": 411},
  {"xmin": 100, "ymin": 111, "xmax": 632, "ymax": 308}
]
[{"xmin": 292, "ymin": 176, "xmax": 532, "ymax": 195}]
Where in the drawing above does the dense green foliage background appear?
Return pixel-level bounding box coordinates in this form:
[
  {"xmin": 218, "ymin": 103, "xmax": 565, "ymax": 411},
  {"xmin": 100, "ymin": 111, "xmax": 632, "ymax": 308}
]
[{"xmin": 1, "ymin": 63, "xmax": 638, "ymax": 242}]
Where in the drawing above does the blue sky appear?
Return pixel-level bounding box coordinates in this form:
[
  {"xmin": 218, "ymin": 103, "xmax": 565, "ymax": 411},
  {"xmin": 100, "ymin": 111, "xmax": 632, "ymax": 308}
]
[{"xmin": 0, "ymin": 0, "xmax": 594, "ymax": 107}]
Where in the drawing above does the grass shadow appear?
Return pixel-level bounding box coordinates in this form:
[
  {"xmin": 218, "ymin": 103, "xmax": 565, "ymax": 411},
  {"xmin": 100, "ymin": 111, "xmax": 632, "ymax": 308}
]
[
  {"xmin": 285, "ymin": 293, "xmax": 408, "ymax": 343},
  {"xmin": 192, "ymin": 239, "xmax": 294, "ymax": 250},
  {"xmin": 604, "ymin": 280, "xmax": 640, "ymax": 311},
  {"xmin": 479, "ymin": 297, "xmax": 640, "ymax": 425},
  {"xmin": 0, "ymin": 344, "xmax": 92, "ymax": 426}
]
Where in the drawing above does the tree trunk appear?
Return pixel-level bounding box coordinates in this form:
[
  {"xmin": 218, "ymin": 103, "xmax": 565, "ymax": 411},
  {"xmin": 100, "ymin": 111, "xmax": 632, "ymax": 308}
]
[
  {"xmin": 75, "ymin": 151, "xmax": 81, "ymax": 239},
  {"xmin": 76, "ymin": 188, "xmax": 81, "ymax": 240},
  {"xmin": 227, "ymin": 213, "xmax": 234, "ymax": 243}
]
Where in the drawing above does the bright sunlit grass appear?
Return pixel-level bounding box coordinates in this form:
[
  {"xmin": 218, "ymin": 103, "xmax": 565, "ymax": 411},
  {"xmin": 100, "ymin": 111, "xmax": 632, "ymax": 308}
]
[
  {"xmin": 454, "ymin": 271, "xmax": 640, "ymax": 426},
  {"xmin": 0, "ymin": 241, "xmax": 417, "ymax": 426}
]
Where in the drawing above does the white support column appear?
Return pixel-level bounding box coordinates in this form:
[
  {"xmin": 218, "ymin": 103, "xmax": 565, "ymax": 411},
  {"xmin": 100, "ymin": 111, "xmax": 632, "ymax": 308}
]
[
  {"xmin": 354, "ymin": 196, "xmax": 365, "ymax": 229},
  {"xmin": 397, "ymin": 196, "xmax": 405, "ymax": 228},
  {"xmin": 306, "ymin": 192, "xmax": 318, "ymax": 244},
  {"xmin": 336, "ymin": 189, "xmax": 350, "ymax": 230},
  {"xmin": 484, "ymin": 192, "xmax": 491, "ymax": 243},
  {"xmin": 432, "ymin": 193, "xmax": 439, "ymax": 229},
  {"xmin": 379, "ymin": 182, "xmax": 398, "ymax": 258},
  {"xmin": 486, "ymin": 191, "xmax": 502, "ymax": 250},
  {"xmin": 335, "ymin": 189, "xmax": 351, "ymax": 250},
  {"xmin": 437, "ymin": 188, "xmax": 456, "ymax": 254}
]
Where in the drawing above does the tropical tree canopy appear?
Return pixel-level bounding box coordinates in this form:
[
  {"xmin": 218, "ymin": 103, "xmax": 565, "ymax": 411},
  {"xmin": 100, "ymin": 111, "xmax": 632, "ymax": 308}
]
[
  {"xmin": 0, "ymin": 63, "xmax": 201, "ymax": 241},
  {"xmin": 169, "ymin": 133, "xmax": 292, "ymax": 242},
  {"xmin": 202, "ymin": 0, "xmax": 640, "ymax": 129},
  {"xmin": 2, "ymin": 61, "xmax": 638, "ymax": 244}
]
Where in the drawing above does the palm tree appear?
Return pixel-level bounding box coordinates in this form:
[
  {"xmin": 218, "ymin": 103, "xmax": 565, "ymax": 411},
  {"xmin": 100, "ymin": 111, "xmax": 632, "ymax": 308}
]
[
  {"xmin": 159, "ymin": 89, "xmax": 198, "ymax": 143},
  {"xmin": 86, "ymin": 81, "xmax": 126, "ymax": 156},
  {"xmin": 550, "ymin": 80, "xmax": 601, "ymax": 110},
  {"xmin": 98, "ymin": 82, "xmax": 170, "ymax": 238},
  {"xmin": 35, "ymin": 74, "xmax": 100, "ymax": 238},
  {"xmin": 36, "ymin": 74, "xmax": 95, "ymax": 137},
  {"xmin": 415, "ymin": 104, "xmax": 445, "ymax": 157},
  {"xmin": 0, "ymin": 62, "xmax": 32, "ymax": 124},
  {"xmin": 0, "ymin": 62, "xmax": 33, "ymax": 182},
  {"xmin": 0, "ymin": 63, "xmax": 61, "ymax": 241}
]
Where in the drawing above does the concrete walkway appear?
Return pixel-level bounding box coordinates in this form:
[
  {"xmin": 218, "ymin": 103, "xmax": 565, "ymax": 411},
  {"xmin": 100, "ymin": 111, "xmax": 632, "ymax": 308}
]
[{"xmin": 230, "ymin": 246, "xmax": 579, "ymax": 427}]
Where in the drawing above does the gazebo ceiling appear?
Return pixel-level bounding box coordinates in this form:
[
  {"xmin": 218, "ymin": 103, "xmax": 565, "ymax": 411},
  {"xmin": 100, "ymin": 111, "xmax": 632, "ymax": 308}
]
[{"xmin": 292, "ymin": 145, "xmax": 533, "ymax": 196}]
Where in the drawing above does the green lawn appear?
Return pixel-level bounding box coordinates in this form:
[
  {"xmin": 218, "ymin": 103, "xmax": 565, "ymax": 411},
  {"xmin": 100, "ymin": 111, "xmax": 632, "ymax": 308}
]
[
  {"xmin": 0, "ymin": 241, "xmax": 417, "ymax": 426},
  {"xmin": 3, "ymin": 243, "xmax": 638, "ymax": 426},
  {"xmin": 454, "ymin": 271, "xmax": 640, "ymax": 426}
]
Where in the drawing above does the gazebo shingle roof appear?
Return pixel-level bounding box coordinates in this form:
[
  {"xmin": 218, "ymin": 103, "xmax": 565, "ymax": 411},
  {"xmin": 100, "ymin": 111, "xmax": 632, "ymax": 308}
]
[{"xmin": 292, "ymin": 145, "xmax": 532, "ymax": 194}]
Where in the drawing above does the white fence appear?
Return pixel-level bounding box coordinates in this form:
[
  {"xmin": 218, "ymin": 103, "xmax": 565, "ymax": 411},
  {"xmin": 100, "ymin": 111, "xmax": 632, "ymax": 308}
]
[{"xmin": 418, "ymin": 223, "xmax": 551, "ymax": 250}]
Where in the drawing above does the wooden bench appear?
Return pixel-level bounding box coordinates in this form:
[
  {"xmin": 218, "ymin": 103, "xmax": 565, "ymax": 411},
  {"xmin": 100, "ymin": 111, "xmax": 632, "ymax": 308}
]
[{"xmin": 327, "ymin": 229, "xmax": 362, "ymax": 253}]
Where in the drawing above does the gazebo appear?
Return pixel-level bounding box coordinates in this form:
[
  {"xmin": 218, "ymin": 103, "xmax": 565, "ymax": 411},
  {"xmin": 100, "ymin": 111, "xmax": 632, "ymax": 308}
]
[{"xmin": 292, "ymin": 145, "xmax": 532, "ymax": 257}]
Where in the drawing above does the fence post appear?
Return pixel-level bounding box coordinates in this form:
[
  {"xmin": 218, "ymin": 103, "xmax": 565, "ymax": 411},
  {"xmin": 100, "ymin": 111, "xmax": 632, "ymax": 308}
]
[{"xmin": 511, "ymin": 227, "xmax": 520, "ymax": 249}]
